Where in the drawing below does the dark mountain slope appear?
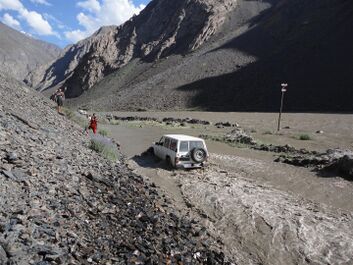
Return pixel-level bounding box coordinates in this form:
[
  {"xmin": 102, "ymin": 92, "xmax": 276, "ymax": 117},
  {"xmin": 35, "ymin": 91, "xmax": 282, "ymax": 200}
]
[
  {"xmin": 176, "ymin": 0, "xmax": 353, "ymax": 111},
  {"xmin": 72, "ymin": 0, "xmax": 353, "ymax": 112},
  {"xmin": 0, "ymin": 22, "xmax": 61, "ymax": 81},
  {"xmin": 63, "ymin": 0, "xmax": 272, "ymax": 109},
  {"xmin": 28, "ymin": 0, "xmax": 353, "ymax": 112}
]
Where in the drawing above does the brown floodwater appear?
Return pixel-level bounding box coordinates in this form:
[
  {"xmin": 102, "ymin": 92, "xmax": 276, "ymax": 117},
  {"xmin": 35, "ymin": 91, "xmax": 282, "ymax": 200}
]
[
  {"xmin": 100, "ymin": 112, "xmax": 353, "ymax": 212},
  {"xmin": 102, "ymin": 111, "xmax": 353, "ymax": 152},
  {"xmin": 98, "ymin": 111, "xmax": 353, "ymax": 265}
]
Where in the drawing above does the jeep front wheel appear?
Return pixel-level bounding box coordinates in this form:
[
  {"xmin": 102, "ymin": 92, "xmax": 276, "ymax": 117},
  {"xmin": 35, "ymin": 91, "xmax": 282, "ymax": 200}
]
[{"xmin": 166, "ymin": 156, "xmax": 172, "ymax": 167}]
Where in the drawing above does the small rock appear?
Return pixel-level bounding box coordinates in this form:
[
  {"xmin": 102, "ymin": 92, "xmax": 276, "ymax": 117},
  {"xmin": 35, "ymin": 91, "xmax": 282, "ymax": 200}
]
[
  {"xmin": 6, "ymin": 152, "xmax": 18, "ymax": 162},
  {"xmin": 35, "ymin": 262, "xmax": 51, "ymax": 265},
  {"xmin": 0, "ymin": 245, "xmax": 8, "ymax": 264}
]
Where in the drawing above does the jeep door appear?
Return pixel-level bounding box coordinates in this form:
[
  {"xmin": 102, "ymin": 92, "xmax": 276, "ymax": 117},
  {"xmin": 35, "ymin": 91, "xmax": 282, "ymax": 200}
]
[
  {"xmin": 168, "ymin": 139, "xmax": 178, "ymax": 166},
  {"xmin": 154, "ymin": 137, "xmax": 165, "ymax": 158},
  {"xmin": 161, "ymin": 137, "xmax": 171, "ymax": 160}
]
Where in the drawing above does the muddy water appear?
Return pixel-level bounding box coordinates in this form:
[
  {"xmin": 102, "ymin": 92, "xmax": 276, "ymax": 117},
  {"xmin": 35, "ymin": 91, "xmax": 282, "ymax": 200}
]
[
  {"xmin": 103, "ymin": 111, "xmax": 353, "ymax": 151},
  {"xmin": 128, "ymin": 154, "xmax": 353, "ymax": 265},
  {"xmin": 103, "ymin": 123, "xmax": 275, "ymax": 160},
  {"xmin": 103, "ymin": 121, "xmax": 353, "ymax": 212},
  {"xmin": 179, "ymin": 162, "xmax": 353, "ymax": 265},
  {"xmin": 101, "ymin": 112, "xmax": 353, "ymax": 265}
]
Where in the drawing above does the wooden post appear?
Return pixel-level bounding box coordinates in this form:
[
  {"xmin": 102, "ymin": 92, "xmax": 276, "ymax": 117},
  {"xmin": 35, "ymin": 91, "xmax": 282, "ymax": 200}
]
[{"xmin": 277, "ymin": 83, "xmax": 288, "ymax": 132}]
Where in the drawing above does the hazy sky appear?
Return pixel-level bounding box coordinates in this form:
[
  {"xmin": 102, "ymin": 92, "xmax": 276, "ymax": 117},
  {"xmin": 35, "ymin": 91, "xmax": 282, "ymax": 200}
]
[{"xmin": 0, "ymin": 0, "xmax": 150, "ymax": 48}]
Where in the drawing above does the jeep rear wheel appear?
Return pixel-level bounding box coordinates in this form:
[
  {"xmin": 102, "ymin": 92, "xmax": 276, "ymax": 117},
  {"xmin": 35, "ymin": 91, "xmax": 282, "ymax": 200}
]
[{"xmin": 191, "ymin": 148, "xmax": 207, "ymax": 163}]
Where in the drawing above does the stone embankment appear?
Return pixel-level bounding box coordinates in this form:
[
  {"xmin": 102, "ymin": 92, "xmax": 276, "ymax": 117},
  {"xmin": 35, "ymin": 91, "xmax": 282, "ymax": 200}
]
[
  {"xmin": 105, "ymin": 114, "xmax": 240, "ymax": 127},
  {"xmin": 276, "ymin": 149, "xmax": 353, "ymax": 179},
  {"xmin": 0, "ymin": 73, "xmax": 231, "ymax": 264}
]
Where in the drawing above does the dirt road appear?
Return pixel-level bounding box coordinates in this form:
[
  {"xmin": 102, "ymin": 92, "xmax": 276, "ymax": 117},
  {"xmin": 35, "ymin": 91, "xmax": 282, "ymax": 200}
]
[{"xmin": 100, "ymin": 111, "xmax": 353, "ymax": 265}]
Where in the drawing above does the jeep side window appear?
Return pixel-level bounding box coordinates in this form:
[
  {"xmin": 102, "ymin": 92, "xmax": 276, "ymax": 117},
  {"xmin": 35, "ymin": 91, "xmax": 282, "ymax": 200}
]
[
  {"xmin": 179, "ymin": 141, "xmax": 189, "ymax": 152},
  {"xmin": 164, "ymin": 138, "xmax": 170, "ymax": 148},
  {"xmin": 170, "ymin": 140, "xmax": 177, "ymax": 152}
]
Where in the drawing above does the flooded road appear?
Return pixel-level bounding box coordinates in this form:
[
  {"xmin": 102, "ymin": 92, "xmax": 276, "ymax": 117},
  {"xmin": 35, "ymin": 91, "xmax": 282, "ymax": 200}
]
[
  {"xmin": 102, "ymin": 111, "xmax": 353, "ymax": 151},
  {"xmin": 103, "ymin": 122, "xmax": 276, "ymax": 160},
  {"xmin": 102, "ymin": 118, "xmax": 353, "ymax": 212},
  {"xmin": 99, "ymin": 111, "xmax": 353, "ymax": 265}
]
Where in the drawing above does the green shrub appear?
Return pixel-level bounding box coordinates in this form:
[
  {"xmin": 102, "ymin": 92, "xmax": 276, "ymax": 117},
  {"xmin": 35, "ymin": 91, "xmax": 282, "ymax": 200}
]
[
  {"xmin": 110, "ymin": 120, "xmax": 120, "ymax": 125},
  {"xmin": 90, "ymin": 139, "xmax": 105, "ymax": 152},
  {"xmin": 299, "ymin": 134, "xmax": 312, "ymax": 141},
  {"xmin": 263, "ymin": 130, "xmax": 273, "ymax": 135},
  {"xmin": 63, "ymin": 108, "xmax": 74, "ymax": 119},
  {"xmin": 89, "ymin": 138, "xmax": 118, "ymax": 161},
  {"xmin": 98, "ymin": 129, "xmax": 108, "ymax": 136}
]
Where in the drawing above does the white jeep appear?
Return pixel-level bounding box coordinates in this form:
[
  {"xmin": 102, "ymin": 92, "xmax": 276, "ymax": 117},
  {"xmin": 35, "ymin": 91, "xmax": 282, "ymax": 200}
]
[{"xmin": 151, "ymin": 134, "xmax": 209, "ymax": 169}]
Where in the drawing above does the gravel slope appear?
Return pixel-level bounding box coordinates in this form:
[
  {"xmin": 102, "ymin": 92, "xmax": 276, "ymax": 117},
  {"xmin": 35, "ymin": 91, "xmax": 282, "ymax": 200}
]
[{"xmin": 0, "ymin": 73, "xmax": 232, "ymax": 264}]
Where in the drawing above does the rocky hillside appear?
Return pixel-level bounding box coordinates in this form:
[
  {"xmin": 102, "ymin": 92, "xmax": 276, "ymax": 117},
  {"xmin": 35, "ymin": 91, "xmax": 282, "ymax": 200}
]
[
  {"xmin": 28, "ymin": 0, "xmax": 353, "ymax": 112},
  {"xmin": 26, "ymin": 0, "xmax": 235, "ymax": 97},
  {"xmin": 0, "ymin": 22, "xmax": 61, "ymax": 81},
  {"xmin": 0, "ymin": 72, "xmax": 231, "ymax": 264}
]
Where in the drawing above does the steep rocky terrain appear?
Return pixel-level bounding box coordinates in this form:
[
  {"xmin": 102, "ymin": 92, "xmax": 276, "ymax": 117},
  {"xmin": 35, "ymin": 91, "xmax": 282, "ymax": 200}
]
[
  {"xmin": 28, "ymin": 0, "xmax": 353, "ymax": 111},
  {"xmin": 26, "ymin": 0, "xmax": 234, "ymax": 97},
  {"xmin": 0, "ymin": 22, "xmax": 61, "ymax": 81},
  {"xmin": 0, "ymin": 72, "xmax": 232, "ymax": 264}
]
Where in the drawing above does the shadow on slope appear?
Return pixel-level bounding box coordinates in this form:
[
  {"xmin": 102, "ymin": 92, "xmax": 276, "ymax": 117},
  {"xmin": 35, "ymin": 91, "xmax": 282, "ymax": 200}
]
[{"xmin": 177, "ymin": 0, "xmax": 353, "ymax": 112}]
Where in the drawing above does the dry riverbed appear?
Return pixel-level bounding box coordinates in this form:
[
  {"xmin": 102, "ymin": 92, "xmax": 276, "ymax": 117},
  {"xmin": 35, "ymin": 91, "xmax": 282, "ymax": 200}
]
[{"xmin": 97, "ymin": 111, "xmax": 353, "ymax": 265}]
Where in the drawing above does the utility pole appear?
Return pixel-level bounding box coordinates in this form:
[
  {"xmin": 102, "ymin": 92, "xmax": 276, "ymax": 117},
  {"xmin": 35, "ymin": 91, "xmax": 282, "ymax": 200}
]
[{"xmin": 277, "ymin": 83, "xmax": 288, "ymax": 132}]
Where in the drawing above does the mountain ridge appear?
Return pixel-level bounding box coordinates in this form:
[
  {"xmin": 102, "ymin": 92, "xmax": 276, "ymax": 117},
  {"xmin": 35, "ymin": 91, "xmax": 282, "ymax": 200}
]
[
  {"xmin": 27, "ymin": 0, "xmax": 353, "ymax": 112},
  {"xmin": 0, "ymin": 22, "xmax": 61, "ymax": 81},
  {"xmin": 26, "ymin": 0, "xmax": 235, "ymax": 97}
]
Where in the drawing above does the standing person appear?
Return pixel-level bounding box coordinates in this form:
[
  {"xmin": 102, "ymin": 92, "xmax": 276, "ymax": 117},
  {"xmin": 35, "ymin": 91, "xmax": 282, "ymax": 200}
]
[
  {"xmin": 83, "ymin": 114, "xmax": 91, "ymax": 134},
  {"xmin": 88, "ymin": 113, "xmax": 98, "ymax": 134},
  {"xmin": 56, "ymin": 88, "xmax": 65, "ymax": 114},
  {"xmin": 50, "ymin": 93, "xmax": 56, "ymax": 102}
]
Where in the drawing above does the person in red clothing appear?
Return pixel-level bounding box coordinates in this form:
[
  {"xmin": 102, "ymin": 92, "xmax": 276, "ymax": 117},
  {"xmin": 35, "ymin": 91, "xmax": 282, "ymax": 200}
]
[{"xmin": 88, "ymin": 113, "xmax": 98, "ymax": 134}]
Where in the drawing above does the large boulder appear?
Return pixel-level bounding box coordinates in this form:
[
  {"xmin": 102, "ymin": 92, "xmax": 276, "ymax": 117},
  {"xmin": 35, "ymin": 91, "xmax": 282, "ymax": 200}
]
[
  {"xmin": 225, "ymin": 128, "xmax": 256, "ymax": 145},
  {"xmin": 327, "ymin": 154, "xmax": 353, "ymax": 179}
]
